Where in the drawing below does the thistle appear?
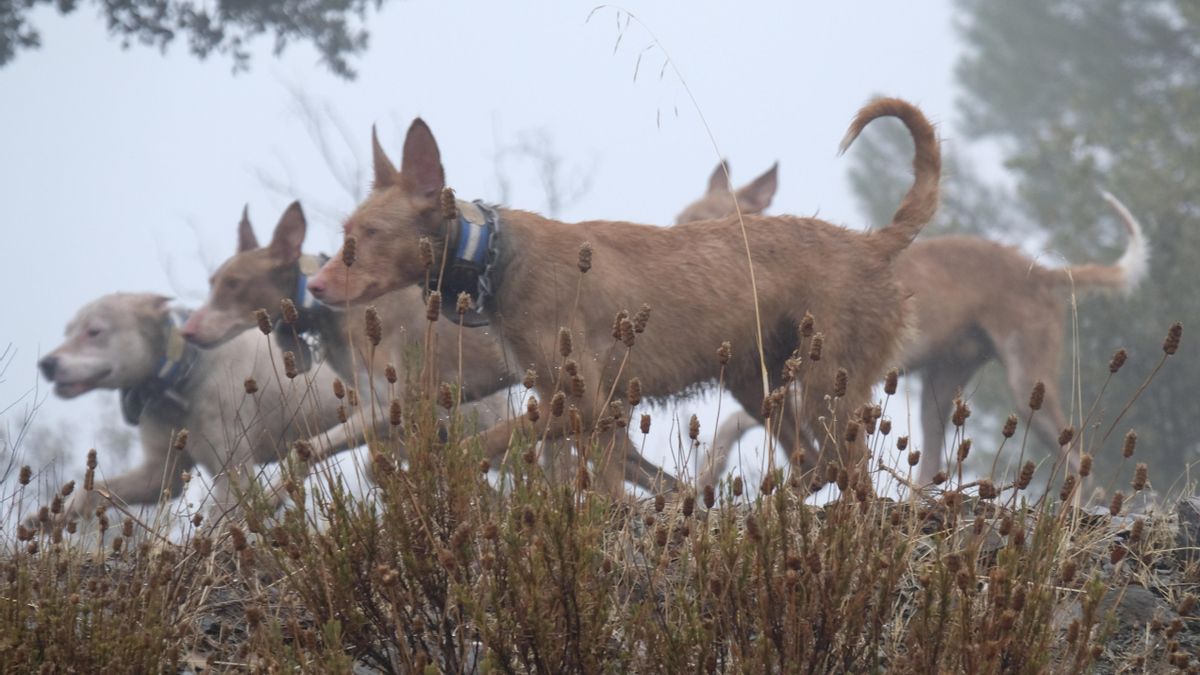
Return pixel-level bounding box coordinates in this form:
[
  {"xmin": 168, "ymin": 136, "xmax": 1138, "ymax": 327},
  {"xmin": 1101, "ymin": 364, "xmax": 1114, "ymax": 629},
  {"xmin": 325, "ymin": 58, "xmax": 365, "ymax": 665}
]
[{"xmin": 255, "ymin": 308, "xmax": 272, "ymax": 335}]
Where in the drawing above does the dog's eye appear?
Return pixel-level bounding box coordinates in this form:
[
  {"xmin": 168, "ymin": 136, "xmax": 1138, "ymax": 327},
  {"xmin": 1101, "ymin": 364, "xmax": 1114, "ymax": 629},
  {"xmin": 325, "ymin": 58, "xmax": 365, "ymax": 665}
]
[
  {"xmin": 363, "ymin": 226, "xmax": 379, "ymax": 238},
  {"xmin": 86, "ymin": 327, "xmax": 102, "ymax": 338},
  {"xmin": 223, "ymin": 278, "xmax": 240, "ymax": 291}
]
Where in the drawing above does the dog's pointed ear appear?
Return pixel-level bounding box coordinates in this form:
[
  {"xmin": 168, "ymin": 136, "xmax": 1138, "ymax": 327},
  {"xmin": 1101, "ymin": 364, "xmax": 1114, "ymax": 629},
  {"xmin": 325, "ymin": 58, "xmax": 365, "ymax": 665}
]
[
  {"xmin": 372, "ymin": 125, "xmax": 399, "ymax": 190},
  {"xmin": 133, "ymin": 293, "xmax": 172, "ymax": 315},
  {"xmin": 735, "ymin": 163, "xmax": 778, "ymax": 215},
  {"xmin": 400, "ymin": 118, "xmax": 445, "ymax": 201},
  {"xmin": 707, "ymin": 160, "xmax": 731, "ymax": 195},
  {"xmin": 268, "ymin": 202, "xmax": 306, "ymax": 262},
  {"xmin": 237, "ymin": 204, "xmax": 259, "ymax": 252}
]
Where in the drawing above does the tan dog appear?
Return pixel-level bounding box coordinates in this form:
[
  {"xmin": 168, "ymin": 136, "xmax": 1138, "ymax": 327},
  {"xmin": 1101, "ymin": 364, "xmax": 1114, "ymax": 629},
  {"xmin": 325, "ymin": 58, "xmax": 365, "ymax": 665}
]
[
  {"xmin": 181, "ymin": 203, "xmax": 514, "ymax": 461},
  {"xmin": 682, "ymin": 169, "xmax": 1147, "ymax": 487},
  {"xmin": 38, "ymin": 293, "xmax": 340, "ymax": 522},
  {"xmin": 303, "ymin": 97, "xmax": 941, "ymax": 494}
]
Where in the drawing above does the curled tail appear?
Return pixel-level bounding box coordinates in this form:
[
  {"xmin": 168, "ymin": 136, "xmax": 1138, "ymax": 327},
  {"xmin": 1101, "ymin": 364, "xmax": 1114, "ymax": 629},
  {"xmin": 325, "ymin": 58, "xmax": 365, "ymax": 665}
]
[
  {"xmin": 1047, "ymin": 191, "xmax": 1150, "ymax": 295},
  {"xmin": 839, "ymin": 97, "xmax": 942, "ymax": 259}
]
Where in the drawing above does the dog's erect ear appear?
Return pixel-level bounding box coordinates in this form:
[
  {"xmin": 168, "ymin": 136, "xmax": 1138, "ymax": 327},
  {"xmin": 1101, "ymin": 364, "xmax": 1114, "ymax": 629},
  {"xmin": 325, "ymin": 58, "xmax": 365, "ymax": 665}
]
[
  {"xmin": 735, "ymin": 163, "xmax": 778, "ymax": 215},
  {"xmin": 372, "ymin": 125, "xmax": 399, "ymax": 190},
  {"xmin": 130, "ymin": 293, "xmax": 172, "ymax": 315},
  {"xmin": 237, "ymin": 204, "xmax": 259, "ymax": 252},
  {"xmin": 268, "ymin": 202, "xmax": 306, "ymax": 262},
  {"xmin": 707, "ymin": 160, "xmax": 731, "ymax": 195},
  {"xmin": 400, "ymin": 118, "xmax": 445, "ymax": 201}
]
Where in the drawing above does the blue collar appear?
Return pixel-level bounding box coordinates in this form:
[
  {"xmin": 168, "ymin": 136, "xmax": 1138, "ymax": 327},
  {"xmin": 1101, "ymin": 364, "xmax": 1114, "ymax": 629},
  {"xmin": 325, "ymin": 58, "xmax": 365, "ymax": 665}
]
[
  {"xmin": 120, "ymin": 308, "xmax": 198, "ymax": 425},
  {"xmin": 425, "ymin": 199, "xmax": 500, "ymax": 327}
]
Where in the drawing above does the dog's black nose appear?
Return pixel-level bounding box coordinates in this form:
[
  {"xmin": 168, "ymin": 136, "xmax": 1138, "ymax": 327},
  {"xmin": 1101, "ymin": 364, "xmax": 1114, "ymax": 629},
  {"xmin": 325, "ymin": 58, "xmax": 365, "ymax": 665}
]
[{"xmin": 38, "ymin": 355, "xmax": 58, "ymax": 380}]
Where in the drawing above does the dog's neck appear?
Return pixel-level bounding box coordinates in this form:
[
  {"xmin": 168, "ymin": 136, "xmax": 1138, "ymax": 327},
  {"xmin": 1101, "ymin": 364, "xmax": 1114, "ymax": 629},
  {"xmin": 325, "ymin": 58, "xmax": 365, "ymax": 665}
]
[
  {"xmin": 423, "ymin": 199, "xmax": 501, "ymax": 327},
  {"xmin": 120, "ymin": 308, "xmax": 199, "ymax": 425}
]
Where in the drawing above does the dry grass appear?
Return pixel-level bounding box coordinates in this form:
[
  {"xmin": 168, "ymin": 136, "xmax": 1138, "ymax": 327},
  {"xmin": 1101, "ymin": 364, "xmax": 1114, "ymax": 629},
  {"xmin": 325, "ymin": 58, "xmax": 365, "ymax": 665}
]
[{"xmin": 2, "ymin": 302, "xmax": 1195, "ymax": 673}]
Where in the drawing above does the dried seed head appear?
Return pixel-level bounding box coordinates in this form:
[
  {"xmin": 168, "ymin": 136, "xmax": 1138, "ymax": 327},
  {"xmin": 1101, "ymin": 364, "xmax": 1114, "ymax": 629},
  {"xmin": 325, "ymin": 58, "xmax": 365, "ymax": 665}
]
[
  {"xmin": 365, "ymin": 306, "xmax": 382, "ymax": 345},
  {"xmin": 526, "ymin": 396, "xmax": 540, "ymax": 423},
  {"xmin": 620, "ymin": 317, "xmax": 636, "ymax": 347},
  {"xmin": 1132, "ymin": 462, "xmax": 1148, "ymax": 491},
  {"xmin": 897, "ymin": 436, "xmax": 909, "ymax": 451},
  {"xmin": 551, "ymin": 391, "xmax": 566, "ymax": 417},
  {"xmin": 745, "ymin": 514, "xmax": 761, "ymax": 542},
  {"xmin": 336, "ymin": 405, "xmax": 347, "ymax": 424},
  {"xmin": 18, "ymin": 465, "xmax": 31, "ymax": 486},
  {"xmin": 568, "ymin": 406, "xmax": 583, "ymax": 437},
  {"xmin": 808, "ymin": 333, "xmax": 823, "ymax": 361},
  {"xmin": 575, "ymin": 465, "xmax": 590, "ymax": 491},
  {"xmin": 688, "ymin": 415, "xmax": 700, "ymax": 442},
  {"xmin": 639, "ymin": 413, "xmax": 651, "ymax": 435},
  {"xmin": 653, "ymin": 493, "xmax": 665, "ymax": 512},
  {"xmin": 1016, "ymin": 460, "xmax": 1035, "ymax": 490},
  {"xmin": 122, "ymin": 517, "xmax": 134, "ymax": 538},
  {"xmin": 390, "ymin": 398, "xmax": 402, "ymax": 427},
  {"xmin": 952, "ymin": 399, "xmax": 971, "ymax": 427},
  {"xmin": 799, "ymin": 312, "xmax": 815, "ymax": 338},
  {"xmin": 611, "ymin": 309, "xmax": 628, "ymax": 339},
  {"xmin": 717, "ymin": 341, "xmax": 731, "ymax": 365},
  {"xmin": 633, "ymin": 303, "xmax": 651, "ymax": 333},
  {"xmin": 761, "ymin": 472, "xmax": 777, "ymax": 495},
  {"xmin": 731, "ymin": 475, "xmax": 744, "ymax": 497},
  {"xmin": 627, "ymin": 378, "xmax": 642, "ymax": 407},
  {"xmin": 1061, "ymin": 559, "xmax": 1077, "ymax": 583},
  {"xmin": 440, "ymin": 187, "xmax": 457, "ymax": 222},
  {"xmin": 1177, "ymin": 594, "xmax": 1196, "ymax": 616},
  {"xmin": 978, "ymin": 479, "xmax": 997, "ymax": 500},
  {"xmin": 255, "ymin": 308, "xmax": 272, "ymax": 335},
  {"xmin": 522, "ymin": 449, "xmax": 537, "ymax": 465},
  {"xmin": 884, "ymin": 368, "xmax": 898, "ymax": 396},
  {"xmin": 570, "ymin": 374, "xmax": 585, "ymax": 398},
  {"xmin": 50, "ymin": 494, "xmax": 62, "ymax": 514},
  {"xmin": 1109, "ymin": 490, "xmax": 1125, "ymax": 516},
  {"xmin": 87, "ymin": 448, "xmax": 97, "ymax": 470},
  {"xmin": 426, "ymin": 291, "xmax": 441, "ymax": 322},
  {"xmin": 907, "ymin": 450, "xmax": 920, "ymax": 467},
  {"xmin": 682, "ymin": 493, "xmax": 695, "ymax": 517},
  {"xmin": 558, "ymin": 327, "xmax": 572, "ymax": 358},
  {"xmin": 1122, "ymin": 429, "xmax": 1137, "ymax": 458},
  {"xmin": 1163, "ymin": 321, "xmax": 1183, "ymax": 356},
  {"xmin": 563, "ymin": 359, "xmax": 579, "ymax": 377},
  {"xmin": 419, "ymin": 237, "xmax": 434, "ymax": 269},
  {"xmin": 1002, "ymin": 414, "xmax": 1018, "ymax": 438},
  {"xmin": 439, "ymin": 382, "xmax": 454, "ymax": 410},
  {"xmin": 173, "ymin": 429, "xmax": 189, "ymax": 451},
  {"xmin": 348, "ymin": 386, "xmax": 361, "ymax": 405},
  {"xmin": 957, "ymin": 438, "xmax": 971, "ymax": 462},
  {"xmin": 281, "ymin": 298, "xmax": 299, "ymax": 325},
  {"xmin": 331, "ymin": 379, "xmax": 345, "ymax": 400},
  {"xmin": 1109, "ymin": 348, "xmax": 1128, "ymax": 373},
  {"xmin": 577, "ymin": 241, "xmax": 593, "ymax": 273},
  {"xmin": 833, "ymin": 368, "xmax": 848, "ymax": 398},
  {"xmin": 292, "ymin": 439, "xmax": 312, "ymax": 462},
  {"xmin": 932, "ymin": 471, "xmax": 948, "ymax": 485},
  {"xmin": 1130, "ymin": 518, "xmax": 1145, "ymax": 544},
  {"xmin": 244, "ymin": 377, "xmax": 258, "ymax": 395},
  {"xmin": 1079, "ymin": 453, "xmax": 1093, "ymax": 478},
  {"xmin": 879, "ymin": 418, "xmax": 892, "ymax": 436},
  {"xmin": 1059, "ymin": 474, "xmax": 1077, "ymax": 502},
  {"xmin": 703, "ymin": 484, "xmax": 716, "ymax": 509},
  {"xmin": 1110, "ymin": 544, "xmax": 1127, "ymax": 565},
  {"xmin": 517, "ymin": 368, "xmax": 535, "ymax": 390},
  {"xmin": 60, "ymin": 480, "xmax": 74, "ymax": 497},
  {"xmin": 385, "ymin": 363, "xmax": 398, "ymax": 384},
  {"xmin": 1028, "ymin": 381, "xmax": 1045, "ymax": 411},
  {"xmin": 341, "ymin": 235, "xmax": 357, "ymax": 267},
  {"xmin": 844, "ymin": 420, "xmax": 860, "ymax": 444},
  {"xmin": 283, "ymin": 351, "xmax": 298, "ymax": 379},
  {"xmin": 1058, "ymin": 426, "xmax": 1075, "ymax": 447}
]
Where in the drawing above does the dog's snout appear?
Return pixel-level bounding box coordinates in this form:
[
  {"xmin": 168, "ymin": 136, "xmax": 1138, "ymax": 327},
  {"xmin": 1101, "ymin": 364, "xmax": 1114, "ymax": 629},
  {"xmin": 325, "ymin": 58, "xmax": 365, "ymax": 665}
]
[
  {"xmin": 38, "ymin": 355, "xmax": 58, "ymax": 380},
  {"xmin": 307, "ymin": 278, "xmax": 326, "ymax": 298}
]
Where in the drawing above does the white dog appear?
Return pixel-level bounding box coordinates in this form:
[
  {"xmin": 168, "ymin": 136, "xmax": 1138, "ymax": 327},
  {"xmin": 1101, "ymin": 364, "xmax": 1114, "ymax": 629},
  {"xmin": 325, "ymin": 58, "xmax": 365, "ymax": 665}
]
[{"xmin": 38, "ymin": 292, "xmax": 341, "ymax": 521}]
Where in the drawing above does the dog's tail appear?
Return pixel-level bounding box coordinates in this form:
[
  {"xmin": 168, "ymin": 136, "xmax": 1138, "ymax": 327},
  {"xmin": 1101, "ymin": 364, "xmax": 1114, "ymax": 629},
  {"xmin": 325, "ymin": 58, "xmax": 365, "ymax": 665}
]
[
  {"xmin": 1045, "ymin": 191, "xmax": 1150, "ymax": 295},
  {"xmin": 839, "ymin": 97, "xmax": 941, "ymax": 259}
]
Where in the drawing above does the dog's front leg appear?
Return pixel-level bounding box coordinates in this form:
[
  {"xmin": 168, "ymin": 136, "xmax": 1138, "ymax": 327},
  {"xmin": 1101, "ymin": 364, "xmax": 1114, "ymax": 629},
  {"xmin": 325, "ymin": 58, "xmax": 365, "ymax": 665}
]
[{"xmin": 64, "ymin": 451, "xmax": 194, "ymax": 522}]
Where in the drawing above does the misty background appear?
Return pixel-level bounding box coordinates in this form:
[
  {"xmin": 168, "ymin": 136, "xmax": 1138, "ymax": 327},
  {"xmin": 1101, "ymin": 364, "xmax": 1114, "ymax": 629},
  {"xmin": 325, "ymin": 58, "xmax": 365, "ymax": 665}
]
[{"xmin": 1, "ymin": 1, "xmax": 1195, "ymax": 503}]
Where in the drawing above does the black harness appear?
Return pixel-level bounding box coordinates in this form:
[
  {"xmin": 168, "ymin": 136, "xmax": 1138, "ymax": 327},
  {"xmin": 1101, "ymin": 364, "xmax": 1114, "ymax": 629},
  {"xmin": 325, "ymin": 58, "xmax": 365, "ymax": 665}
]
[{"xmin": 119, "ymin": 308, "xmax": 198, "ymax": 425}]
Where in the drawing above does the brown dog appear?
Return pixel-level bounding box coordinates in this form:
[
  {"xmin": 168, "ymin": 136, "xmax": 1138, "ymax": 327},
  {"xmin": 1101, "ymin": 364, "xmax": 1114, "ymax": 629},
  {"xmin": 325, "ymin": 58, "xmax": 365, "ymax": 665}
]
[
  {"xmin": 305, "ymin": 97, "xmax": 941, "ymax": 493},
  {"xmin": 181, "ymin": 204, "xmax": 515, "ymax": 462},
  {"xmin": 681, "ymin": 168, "xmax": 1147, "ymax": 487}
]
